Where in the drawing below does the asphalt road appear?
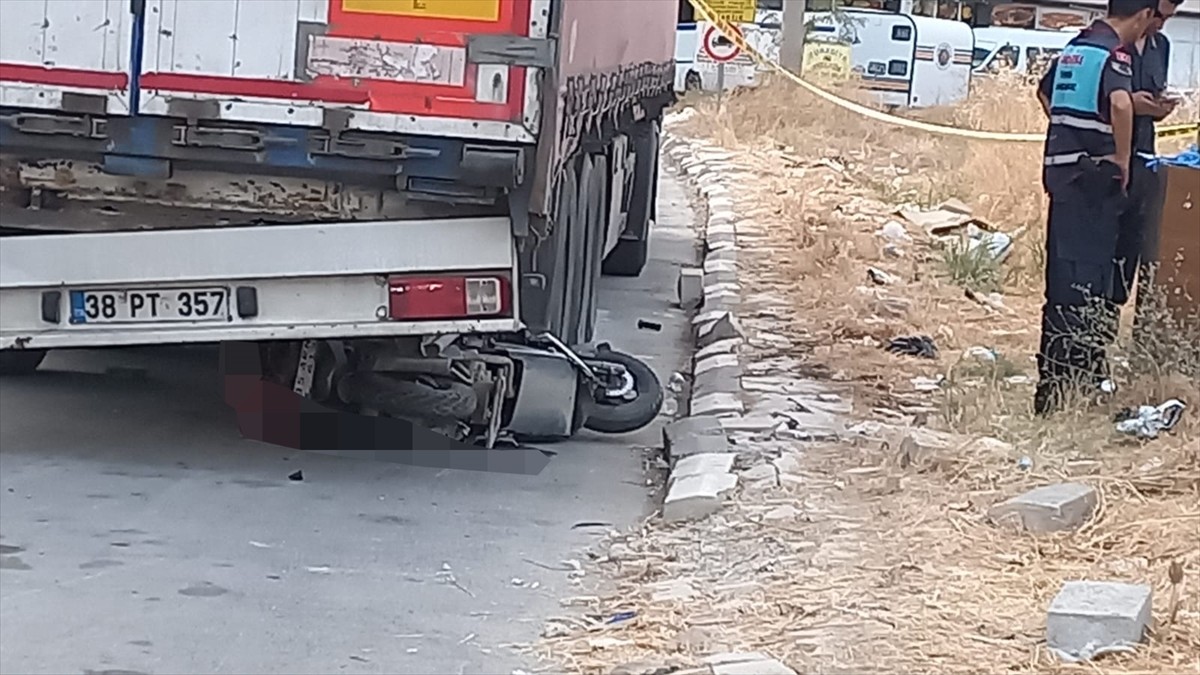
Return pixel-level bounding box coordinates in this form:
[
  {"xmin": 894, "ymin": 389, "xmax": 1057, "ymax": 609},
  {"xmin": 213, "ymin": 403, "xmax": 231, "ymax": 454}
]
[{"xmin": 0, "ymin": 173, "xmax": 697, "ymax": 675}]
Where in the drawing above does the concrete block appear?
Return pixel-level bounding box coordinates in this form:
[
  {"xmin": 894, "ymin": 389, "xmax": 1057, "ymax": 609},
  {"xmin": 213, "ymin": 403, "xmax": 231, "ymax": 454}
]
[
  {"xmin": 703, "ymin": 258, "xmax": 738, "ymax": 274},
  {"xmin": 707, "ymin": 247, "xmax": 739, "ymax": 263},
  {"xmin": 693, "ymin": 366, "xmax": 741, "ymax": 399},
  {"xmin": 672, "ymin": 453, "xmax": 737, "ymax": 482},
  {"xmin": 704, "ymin": 653, "xmax": 796, "ymax": 675},
  {"xmin": 738, "ymin": 464, "xmax": 777, "ymax": 482},
  {"xmin": 764, "ymin": 504, "xmax": 801, "ymax": 521},
  {"xmin": 662, "ymin": 417, "xmax": 730, "ymax": 461},
  {"xmin": 662, "ymin": 472, "xmax": 738, "ymax": 521},
  {"xmin": 719, "ymin": 415, "xmax": 778, "ymax": 433},
  {"xmin": 1047, "ymin": 581, "xmax": 1152, "ymax": 661},
  {"xmin": 771, "ymin": 452, "xmax": 802, "ymax": 476},
  {"xmin": 988, "ymin": 482, "xmax": 1098, "ymax": 533},
  {"xmin": 677, "ymin": 267, "xmax": 704, "ymax": 310},
  {"xmin": 704, "ymin": 269, "xmax": 740, "ymax": 289},
  {"xmin": 707, "ymin": 220, "xmax": 736, "ymax": 235},
  {"xmin": 696, "ymin": 338, "xmax": 742, "ymax": 361},
  {"xmin": 695, "ymin": 353, "xmax": 739, "ymax": 375},
  {"xmin": 691, "ymin": 392, "xmax": 744, "ymax": 417},
  {"xmin": 704, "ymin": 281, "xmax": 741, "ymax": 297},
  {"xmin": 706, "ymin": 230, "xmax": 737, "ymax": 249}
]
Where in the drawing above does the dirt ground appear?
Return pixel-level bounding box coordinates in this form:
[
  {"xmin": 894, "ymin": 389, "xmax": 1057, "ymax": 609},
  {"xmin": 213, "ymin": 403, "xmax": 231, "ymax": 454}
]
[{"xmin": 537, "ymin": 75, "xmax": 1199, "ymax": 674}]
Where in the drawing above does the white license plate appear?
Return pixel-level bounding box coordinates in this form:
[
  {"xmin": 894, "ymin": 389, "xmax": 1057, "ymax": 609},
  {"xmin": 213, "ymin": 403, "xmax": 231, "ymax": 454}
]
[{"xmin": 69, "ymin": 287, "xmax": 230, "ymax": 324}]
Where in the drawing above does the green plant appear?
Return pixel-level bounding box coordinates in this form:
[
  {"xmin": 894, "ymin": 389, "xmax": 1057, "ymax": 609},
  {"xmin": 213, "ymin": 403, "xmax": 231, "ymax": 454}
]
[{"xmin": 940, "ymin": 242, "xmax": 1002, "ymax": 293}]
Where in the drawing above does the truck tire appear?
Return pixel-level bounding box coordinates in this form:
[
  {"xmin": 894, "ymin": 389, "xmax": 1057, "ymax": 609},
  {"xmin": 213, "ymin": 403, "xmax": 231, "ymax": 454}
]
[
  {"xmin": 338, "ymin": 372, "xmax": 479, "ymax": 421},
  {"xmin": 582, "ymin": 348, "xmax": 664, "ymax": 434},
  {"xmin": 578, "ymin": 152, "xmax": 609, "ymax": 346},
  {"xmin": 0, "ymin": 349, "xmax": 47, "ymax": 376},
  {"xmin": 602, "ymin": 121, "xmax": 659, "ymax": 278}
]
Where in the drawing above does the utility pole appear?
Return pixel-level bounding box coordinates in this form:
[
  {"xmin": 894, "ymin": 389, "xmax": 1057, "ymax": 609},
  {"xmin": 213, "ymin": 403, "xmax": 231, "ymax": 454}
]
[{"xmin": 779, "ymin": 0, "xmax": 806, "ymax": 74}]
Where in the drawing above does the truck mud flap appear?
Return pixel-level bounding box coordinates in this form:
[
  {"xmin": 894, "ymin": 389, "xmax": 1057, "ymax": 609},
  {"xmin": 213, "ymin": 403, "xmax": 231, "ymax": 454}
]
[{"xmin": 220, "ymin": 342, "xmax": 553, "ymax": 476}]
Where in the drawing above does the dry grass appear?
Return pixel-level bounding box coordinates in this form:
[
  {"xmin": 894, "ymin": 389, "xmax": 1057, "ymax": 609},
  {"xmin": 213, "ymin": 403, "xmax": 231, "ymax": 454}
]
[{"xmin": 535, "ymin": 76, "xmax": 1199, "ymax": 675}]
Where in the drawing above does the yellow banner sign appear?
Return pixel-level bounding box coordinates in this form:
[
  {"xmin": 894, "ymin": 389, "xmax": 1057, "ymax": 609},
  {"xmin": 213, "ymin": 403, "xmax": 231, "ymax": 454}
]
[
  {"xmin": 341, "ymin": 0, "xmax": 500, "ymax": 22},
  {"xmin": 802, "ymin": 42, "xmax": 851, "ymax": 83},
  {"xmin": 705, "ymin": 0, "xmax": 756, "ymax": 23}
]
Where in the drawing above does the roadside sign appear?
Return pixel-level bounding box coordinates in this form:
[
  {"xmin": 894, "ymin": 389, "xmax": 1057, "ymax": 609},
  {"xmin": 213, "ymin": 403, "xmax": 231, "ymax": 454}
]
[
  {"xmin": 705, "ymin": 0, "xmax": 756, "ymax": 23},
  {"xmin": 703, "ymin": 25, "xmax": 742, "ymax": 63}
]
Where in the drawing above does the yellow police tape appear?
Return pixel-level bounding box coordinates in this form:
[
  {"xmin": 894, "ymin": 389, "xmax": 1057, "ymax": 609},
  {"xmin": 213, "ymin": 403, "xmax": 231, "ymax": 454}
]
[{"xmin": 685, "ymin": 0, "xmax": 1200, "ymax": 143}]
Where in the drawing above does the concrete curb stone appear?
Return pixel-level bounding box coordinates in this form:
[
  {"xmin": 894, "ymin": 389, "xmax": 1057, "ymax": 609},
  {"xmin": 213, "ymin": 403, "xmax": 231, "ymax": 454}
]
[{"xmin": 656, "ymin": 124, "xmax": 764, "ymax": 527}]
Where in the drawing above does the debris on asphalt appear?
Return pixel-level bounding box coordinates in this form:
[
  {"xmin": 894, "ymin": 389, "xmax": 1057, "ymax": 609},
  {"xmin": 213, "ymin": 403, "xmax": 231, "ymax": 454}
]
[
  {"xmin": 248, "ymin": 541, "xmax": 272, "ymax": 549},
  {"xmin": 885, "ymin": 335, "xmax": 938, "ymax": 359},
  {"xmin": 1114, "ymin": 399, "xmax": 1187, "ymax": 439},
  {"xmin": 287, "ymin": 470, "xmax": 304, "ymax": 482},
  {"xmin": 638, "ymin": 319, "xmax": 664, "ymax": 332},
  {"xmin": 572, "ymin": 521, "xmax": 614, "ymax": 530},
  {"xmin": 437, "ymin": 563, "xmax": 476, "ymax": 598}
]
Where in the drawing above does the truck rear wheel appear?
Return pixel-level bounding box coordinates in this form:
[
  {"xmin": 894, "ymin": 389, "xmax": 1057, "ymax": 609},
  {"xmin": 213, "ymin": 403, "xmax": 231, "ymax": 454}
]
[
  {"xmin": 602, "ymin": 120, "xmax": 659, "ymax": 278},
  {"xmin": 0, "ymin": 349, "xmax": 47, "ymax": 375}
]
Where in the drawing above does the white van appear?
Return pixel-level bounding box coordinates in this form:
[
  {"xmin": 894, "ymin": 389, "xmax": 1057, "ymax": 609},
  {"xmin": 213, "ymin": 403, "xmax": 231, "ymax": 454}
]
[
  {"xmin": 808, "ymin": 10, "xmax": 976, "ymax": 108},
  {"xmin": 971, "ymin": 26, "xmax": 1075, "ymax": 76}
]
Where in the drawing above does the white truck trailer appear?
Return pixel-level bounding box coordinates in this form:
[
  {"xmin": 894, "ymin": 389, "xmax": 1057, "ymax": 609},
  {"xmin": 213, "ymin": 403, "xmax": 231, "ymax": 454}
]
[{"xmin": 0, "ymin": 0, "xmax": 678, "ymax": 445}]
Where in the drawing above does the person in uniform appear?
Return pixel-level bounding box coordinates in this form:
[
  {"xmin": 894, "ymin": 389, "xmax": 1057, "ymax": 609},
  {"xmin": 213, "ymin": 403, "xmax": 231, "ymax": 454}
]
[
  {"xmin": 1032, "ymin": 0, "xmax": 1159, "ymax": 415},
  {"xmin": 1114, "ymin": 0, "xmax": 1181, "ymax": 328}
]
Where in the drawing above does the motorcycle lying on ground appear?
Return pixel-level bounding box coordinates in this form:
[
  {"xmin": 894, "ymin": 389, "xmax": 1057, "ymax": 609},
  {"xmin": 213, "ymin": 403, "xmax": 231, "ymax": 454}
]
[{"xmin": 258, "ymin": 331, "xmax": 664, "ymax": 449}]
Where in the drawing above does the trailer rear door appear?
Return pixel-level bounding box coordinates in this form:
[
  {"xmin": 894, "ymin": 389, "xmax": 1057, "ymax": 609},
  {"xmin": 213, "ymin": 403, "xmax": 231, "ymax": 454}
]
[{"xmin": 0, "ymin": 0, "xmax": 547, "ymax": 142}]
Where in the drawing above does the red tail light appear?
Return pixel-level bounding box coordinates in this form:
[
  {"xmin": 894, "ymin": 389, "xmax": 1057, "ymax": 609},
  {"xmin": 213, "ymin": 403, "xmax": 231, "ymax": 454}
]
[{"xmin": 387, "ymin": 273, "xmax": 512, "ymax": 320}]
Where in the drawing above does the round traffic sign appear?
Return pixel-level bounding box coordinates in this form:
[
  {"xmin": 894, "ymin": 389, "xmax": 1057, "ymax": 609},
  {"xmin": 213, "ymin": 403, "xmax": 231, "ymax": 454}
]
[{"xmin": 702, "ymin": 25, "xmax": 742, "ymax": 63}]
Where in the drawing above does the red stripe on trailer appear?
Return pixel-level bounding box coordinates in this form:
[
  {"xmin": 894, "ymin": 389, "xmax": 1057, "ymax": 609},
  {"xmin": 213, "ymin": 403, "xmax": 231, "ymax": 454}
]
[
  {"xmin": 0, "ymin": 63, "xmax": 128, "ymax": 90},
  {"xmin": 139, "ymin": 73, "xmax": 521, "ymax": 122},
  {"xmin": 139, "ymin": 74, "xmax": 370, "ymax": 105}
]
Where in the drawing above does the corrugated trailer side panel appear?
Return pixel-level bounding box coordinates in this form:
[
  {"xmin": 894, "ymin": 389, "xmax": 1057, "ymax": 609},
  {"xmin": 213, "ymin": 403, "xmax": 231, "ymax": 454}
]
[
  {"xmin": 555, "ymin": 0, "xmax": 679, "ymax": 78},
  {"xmin": 530, "ymin": 0, "xmax": 677, "ymax": 214}
]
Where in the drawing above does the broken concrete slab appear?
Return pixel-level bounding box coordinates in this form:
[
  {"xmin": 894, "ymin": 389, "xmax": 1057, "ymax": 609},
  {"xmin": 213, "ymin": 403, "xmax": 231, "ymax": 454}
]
[
  {"xmin": 696, "ymin": 313, "xmax": 744, "ymax": 349},
  {"xmin": 691, "ymin": 392, "xmax": 745, "ymax": 417},
  {"xmin": 695, "ymin": 337, "xmax": 742, "ymax": 361},
  {"xmin": 704, "ymin": 269, "xmax": 740, "ymax": 289},
  {"xmin": 677, "ymin": 267, "xmax": 704, "ymax": 310},
  {"xmin": 671, "ymin": 453, "xmax": 738, "ymax": 483},
  {"xmin": 1047, "ymin": 580, "xmax": 1152, "ymax": 662},
  {"xmin": 663, "ymin": 472, "xmax": 739, "ymax": 522},
  {"xmin": 988, "ymin": 482, "xmax": 1098, "ymax": 533},
  {"xmin": 704, "ymin": 653, "xmax": 796, "ymax": 675},
  {"xmin": 771, "ymin": 452, "xmax": 802, "ymax": 476},
  {"xmin": 695, "ymin": 353, "xmax": 739, "ymax": 375},
  {"xmin": 662, "ymin": 417, "xmax": 730, "ymax": 461},
  {"xmin": 693, "ymin": 366, "xmax": 741, "ymax": 399},
  {"xmin": 738, "ymin": 464, "xmax": 777, "ymax": 482},
  {"xmin": 718, "ymin": 415, "xmax": 778, "ymax": 433},
  {"xmin": 763, "ymin": 504, "xmax": 802, "ymax": 521}
]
